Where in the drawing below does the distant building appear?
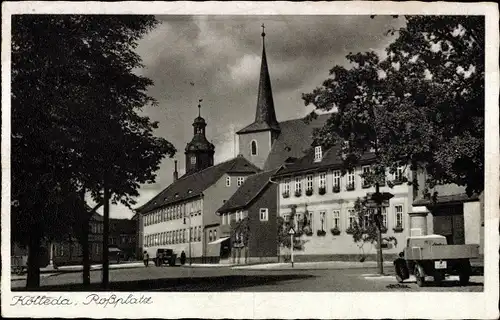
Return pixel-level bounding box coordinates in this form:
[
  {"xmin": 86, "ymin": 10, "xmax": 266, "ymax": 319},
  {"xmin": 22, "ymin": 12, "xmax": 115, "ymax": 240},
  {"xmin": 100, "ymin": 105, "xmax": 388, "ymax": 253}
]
[
  {"xmin": 217, "ymin": 169, "xmax": 280, "ymax": 264},
  {"xmin": 109, "ymin": 218, "xmax": 137, "ymax": 260},
  {"xmin": 52, "ymin": 212, "xmax": 103, "ymax": 266},
  {"xmin": 412, "ymin": 172, "xmax": 483, "ymax": 256},
  {"xmin": 136, "ymin": 109, "xmax": 260, "ymax": 263},
  {"xmin": 51, "ymin": 212, "xmax": 137, "ymax": 266}
]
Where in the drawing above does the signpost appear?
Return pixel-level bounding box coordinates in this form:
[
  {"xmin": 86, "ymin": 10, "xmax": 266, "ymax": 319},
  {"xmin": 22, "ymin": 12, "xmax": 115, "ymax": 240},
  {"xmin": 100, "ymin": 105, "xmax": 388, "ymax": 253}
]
[{"xmin": 288, "ymin": 227, "xmax": 295, "ymax": 268}]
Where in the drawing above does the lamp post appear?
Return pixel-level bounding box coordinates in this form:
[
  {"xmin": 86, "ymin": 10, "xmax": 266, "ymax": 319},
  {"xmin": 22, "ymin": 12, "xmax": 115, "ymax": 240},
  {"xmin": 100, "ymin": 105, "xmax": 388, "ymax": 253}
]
[{"xmin": 183, "ymin": 213, "xmax": 192, "ymax": 266}]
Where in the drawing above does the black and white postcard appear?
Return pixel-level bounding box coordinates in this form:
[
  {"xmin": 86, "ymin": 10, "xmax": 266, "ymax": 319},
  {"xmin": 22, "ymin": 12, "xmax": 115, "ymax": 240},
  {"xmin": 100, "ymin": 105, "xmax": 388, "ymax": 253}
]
[{"xmin": 1, "ymin": 1, "xmax": 499, "ymax": 319}]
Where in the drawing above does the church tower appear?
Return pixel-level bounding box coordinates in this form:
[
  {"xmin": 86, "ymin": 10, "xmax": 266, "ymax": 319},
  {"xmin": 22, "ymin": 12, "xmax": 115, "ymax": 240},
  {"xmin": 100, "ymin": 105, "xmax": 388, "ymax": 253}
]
[
  {"xmin": 185, "ymin": 101, "xmax": 215, "ymax": 174},
  {"xmin": 236, "ymin": 24, "xmax": 281, "ymax": 169}
]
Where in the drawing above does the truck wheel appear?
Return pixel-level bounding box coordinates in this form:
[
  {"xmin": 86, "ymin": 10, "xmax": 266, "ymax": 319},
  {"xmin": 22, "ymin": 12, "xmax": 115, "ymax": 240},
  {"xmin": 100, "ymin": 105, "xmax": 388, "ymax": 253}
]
[
  {"xmin": 415, "ymin": 265, "xmax": 425, "ymax": 287},
  {"xmin": 459, "ymin": 260, "xmax": 471, "ymax": 286},
  {"xmin": 394, "ymin": 259, "xmax": 409, "ymax": 283}
]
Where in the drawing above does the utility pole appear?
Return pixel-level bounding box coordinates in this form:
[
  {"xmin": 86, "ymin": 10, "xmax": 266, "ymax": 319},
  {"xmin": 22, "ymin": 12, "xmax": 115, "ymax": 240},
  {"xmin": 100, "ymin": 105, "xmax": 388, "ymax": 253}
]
[{"xmin": 102, "ymin": 179, "xmax": 110, "ymax": 289}]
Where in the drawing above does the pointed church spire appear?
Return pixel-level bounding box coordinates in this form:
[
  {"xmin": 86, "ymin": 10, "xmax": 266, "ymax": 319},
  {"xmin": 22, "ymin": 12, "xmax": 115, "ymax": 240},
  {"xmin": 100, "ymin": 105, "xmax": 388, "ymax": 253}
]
[{"xmin": 254, "ymin": 23, "xmax": 280, "ymax": 131}]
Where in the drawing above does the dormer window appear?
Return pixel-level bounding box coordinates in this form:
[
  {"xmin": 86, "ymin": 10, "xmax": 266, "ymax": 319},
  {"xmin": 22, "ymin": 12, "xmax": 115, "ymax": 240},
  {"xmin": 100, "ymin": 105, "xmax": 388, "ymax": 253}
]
[
  {"xmin": 314, "ymin": 146, "xmax": 322, "ymax": 162},
  {"xmin": 190, "ymin": 156, "xmax": 196, "ymax": 164},
  {"xmin": 251, "ymin": 140, "xmax": 258, "ymax": 156}
]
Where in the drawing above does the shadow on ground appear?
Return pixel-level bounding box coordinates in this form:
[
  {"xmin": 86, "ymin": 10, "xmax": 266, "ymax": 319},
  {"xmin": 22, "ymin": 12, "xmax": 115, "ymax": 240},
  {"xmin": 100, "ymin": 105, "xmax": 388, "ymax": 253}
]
[{"xmin": 12, "ymin": 274, "xmax": 316, "ymax": 292}]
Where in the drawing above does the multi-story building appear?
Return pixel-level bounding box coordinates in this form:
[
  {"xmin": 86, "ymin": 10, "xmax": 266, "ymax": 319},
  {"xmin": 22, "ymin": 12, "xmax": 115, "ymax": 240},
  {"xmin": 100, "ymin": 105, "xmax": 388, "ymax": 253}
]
[
  {"xmin": 272, "ymin": 146, "xmax": 415, "ymax": 261},
  {"xmin": 136, "ymin": 106, "xmax": 260, "ymax": 263},
  {"xmin": 109, "ymin": 218, "xmax": 137, "ymax": 260},
  {"xmin": 217, "ymin": 169, "xmax": 280, "ymax": 264}
]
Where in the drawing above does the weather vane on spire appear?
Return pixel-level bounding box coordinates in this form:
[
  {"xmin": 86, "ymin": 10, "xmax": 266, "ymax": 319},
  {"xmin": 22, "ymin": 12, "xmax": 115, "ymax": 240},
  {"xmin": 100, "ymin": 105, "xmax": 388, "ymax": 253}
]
[
  {"xmin": 261, "ymin": 23, "xmax": 266, "ymax": 37},
  {"xmin": 198, "ymin": 99, "xmax": 203, "ymax": 117}
]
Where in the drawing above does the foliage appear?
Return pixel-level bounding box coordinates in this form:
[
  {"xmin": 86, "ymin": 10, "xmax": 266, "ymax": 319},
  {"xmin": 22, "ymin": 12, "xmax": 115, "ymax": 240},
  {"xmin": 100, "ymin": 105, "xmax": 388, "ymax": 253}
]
[
  {"xmin": 11, "ymin": 15, "xmax": 175, "ymax": 287},
  {"xmin": 303, "ymin": 16, "xmax": 484, "ymax": 196},
  {"xmin": 349, "ymin": 198, "xmax": 398, "ymax": 252},
  {"xmin": 317, "ymin": 229, "xmax": 326, "ymax": 236},
  {"xmin": 277, "ymin": 206, "xmax": 307, "ymax": 250},
  {"xmin": 232, "ymin": 216, "xmax": 251, "ymax": 248},
  {"xmin": 330, "ymin": 227, "xmax": 341, "ymax": 236}
]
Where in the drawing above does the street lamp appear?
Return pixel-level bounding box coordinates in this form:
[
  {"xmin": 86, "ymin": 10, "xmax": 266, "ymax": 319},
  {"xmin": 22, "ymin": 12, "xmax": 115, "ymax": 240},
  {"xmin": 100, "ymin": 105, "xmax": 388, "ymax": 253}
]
[{"xmin": 183, "ymin": 213, "xmax": 192, "ymax": 266}]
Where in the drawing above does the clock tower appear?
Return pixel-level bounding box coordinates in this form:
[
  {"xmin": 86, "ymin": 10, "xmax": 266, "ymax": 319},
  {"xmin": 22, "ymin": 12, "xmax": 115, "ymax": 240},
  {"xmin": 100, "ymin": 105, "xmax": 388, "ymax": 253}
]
[{"xmin": 184, "ymin": 101, "xmax": 215, "ymax": 174}]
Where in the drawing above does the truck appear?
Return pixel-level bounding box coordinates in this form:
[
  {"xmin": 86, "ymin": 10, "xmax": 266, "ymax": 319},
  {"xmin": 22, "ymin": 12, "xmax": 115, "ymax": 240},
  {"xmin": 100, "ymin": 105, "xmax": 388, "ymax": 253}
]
[
  {"xmin": 393, "ymin": 234, "xmax": 479, "ymax": 287},
  {"xmin": 153, "ymin": 248, "xmax": 177, "ymax": 267}
]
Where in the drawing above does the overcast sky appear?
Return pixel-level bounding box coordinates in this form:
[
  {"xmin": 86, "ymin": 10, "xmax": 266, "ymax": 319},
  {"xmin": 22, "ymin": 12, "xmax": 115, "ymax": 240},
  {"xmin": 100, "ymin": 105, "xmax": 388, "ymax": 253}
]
[{"xmin": 105, "ymin": 15, "xmax": 405, "ymax": 219}]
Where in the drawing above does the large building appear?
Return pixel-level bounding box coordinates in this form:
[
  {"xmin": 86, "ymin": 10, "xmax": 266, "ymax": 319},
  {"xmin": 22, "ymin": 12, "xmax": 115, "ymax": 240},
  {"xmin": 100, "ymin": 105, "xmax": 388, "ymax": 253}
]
[
  {"xmin": 217, "ymin": 169, "xmax": 280, "ymax": 264},
  {"xmin": 136, "ymin": 108, "xmax": 260, "ymax": 263},
  {"xmin": 272, "ymin": 147, "xmax": 414, "ymax": 261}
]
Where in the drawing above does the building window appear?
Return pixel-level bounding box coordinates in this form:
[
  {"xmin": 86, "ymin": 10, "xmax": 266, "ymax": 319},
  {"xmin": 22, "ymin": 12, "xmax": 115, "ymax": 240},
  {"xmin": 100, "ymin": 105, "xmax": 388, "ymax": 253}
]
[
  {"xmin": 214, "ymin": 230, "xmax": 217, "ymax": 240},
  {"xmin": 183, "ymin": 229, "xmax": 186, "ymax": 243},
  {"xmin": 190, "ymin": 228, "xmax": 193, "ymax": 242},
  {"xmin": 382, "ymin": 207, "xmax": 388, "ymax": 229},
  {"xmin": 96, "ymin": 243, "xmax": 100, "ymax": 255},
  {"xmin": 394, "ymin": 166, "xmax": 404, "ymax": 183},
  {"xmin": 362, "ymin": 166, "xmax": 371, "ymax": 188},
  {"xmin": 282, "ymin": 179, "xmax": 290, "ymax": 197},
  {"xmin": 346, "ymin": 169, "xmax": 355, "ymax": 191},
  {"xmin": 314, "ymin": 146, "xmax": 323, "ymax": 162},
  {"xmin": 260, "ymin": 208, "xmax": 269, "ymax": 221},
  {"xmin": 209, "ymin": 230, "xmax": 213, "ymax": 242},
  {"xmin": 237, "ymin": 177, "xmax": 245, "ymax": 186},
  {"xmin": 306, "ymin": 175, "xmax": 313, "ymax": 192},
  {"xmin": 251, "ymin": 140, "xmax": 257, "ymax": 156},
  {"xmin": 319, "ymin": 211, "xmax": 326, "ymax": 231},
  {"xmin": 395, "ymin": 205, "xmax": 404, "ymax": 228},
  {"xmin": 221, "ymin": 213, "xmax": 226, "ymax": 225},
  {"xmin": 363, "ymin": 212, "xmax": 370, "ymax": 229},
  {"xmin": 226, "ymin": 176, "xmax": 231, "ymax": 187},
  {"xmin": 236, "ymin": 210, "xmax": 245, "ymax": 221},
  {"xmin": 332, "ymin": 170, "xmax": 341, "ymax": 191},
  {"xmin": 191, "ymin": 156, "xmax": 196, "ymax": 164},
  {"xmin": 197, "ymin": 227, "xmax": 201, "ymax": 241},
  {"xmin": 348, "ymin": 209, "xmax": 356, "ymax": 229},
  {"xmin": 318, "ymin": 172, "xmax": 326, "ymax": 191},
  {"xmin": 294, "ymin": 177, "xmax": 302, "ymax": 195},
  {"xmin": 332, "ymin": 210, "xmax": 340, "ymax": 229}
]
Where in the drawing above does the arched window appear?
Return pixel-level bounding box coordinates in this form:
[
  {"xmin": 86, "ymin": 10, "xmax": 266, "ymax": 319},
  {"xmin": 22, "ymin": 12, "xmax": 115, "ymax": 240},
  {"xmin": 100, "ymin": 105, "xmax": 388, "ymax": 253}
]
[{"xmin": 251, "ymin": 140, "xmax": 257, "ymax": 156}]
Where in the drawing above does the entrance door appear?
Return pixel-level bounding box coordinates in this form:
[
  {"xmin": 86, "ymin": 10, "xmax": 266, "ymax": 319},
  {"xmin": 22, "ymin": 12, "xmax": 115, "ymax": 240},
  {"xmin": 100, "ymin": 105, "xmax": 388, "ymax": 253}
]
[{"xmin": 432, "ymin": 204, "xmax": 465, "ymax": 245}]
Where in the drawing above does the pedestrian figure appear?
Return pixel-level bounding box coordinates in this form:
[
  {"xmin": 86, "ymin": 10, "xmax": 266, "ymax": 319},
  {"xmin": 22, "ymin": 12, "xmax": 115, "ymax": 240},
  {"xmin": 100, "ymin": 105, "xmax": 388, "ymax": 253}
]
[
  {"xmin": 180, "ymin": 251, "xmax": 186, "ymax": 265},
  {"xmin": 143, "ymin": 251, "xmax": 149, "ymax": 267},
  {"xmin": 159, "ymin": 252, "xmax": 164, "ymax": 267}
]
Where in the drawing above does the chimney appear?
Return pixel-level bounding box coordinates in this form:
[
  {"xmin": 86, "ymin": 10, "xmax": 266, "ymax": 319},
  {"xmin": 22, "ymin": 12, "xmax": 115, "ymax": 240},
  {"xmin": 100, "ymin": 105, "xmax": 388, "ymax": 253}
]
[{"xmin": 173, "ymin": 160, "xmax": 179, "ymax": 181}]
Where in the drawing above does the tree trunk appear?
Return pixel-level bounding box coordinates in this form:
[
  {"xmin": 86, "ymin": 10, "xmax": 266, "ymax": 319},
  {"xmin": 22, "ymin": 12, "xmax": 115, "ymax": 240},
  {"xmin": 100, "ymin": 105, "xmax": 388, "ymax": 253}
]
[
  {"xmin": 102, "ymin": 181, "xmax": 110, "ymax": 289},
  {"xmin": 26, "ymin": 228, "xmax": 41, "ymax": 289},
  {"xmin": 79, "ymin": 187, "xmax": 91, "ymax": 286},
  {"xmin": 82, "ymin": 220, "xmax": 91, "ymax": 286},
  {"xmin": 375, "ymin": 182, "xmax": 384, "ymax": 275}
]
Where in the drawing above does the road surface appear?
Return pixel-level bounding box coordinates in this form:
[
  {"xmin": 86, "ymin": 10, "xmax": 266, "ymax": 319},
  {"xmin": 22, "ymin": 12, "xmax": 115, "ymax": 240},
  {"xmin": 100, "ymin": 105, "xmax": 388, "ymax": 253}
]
[{"xmin": 11, "ymin": 264, "xmax": 483, "ymax": 292}]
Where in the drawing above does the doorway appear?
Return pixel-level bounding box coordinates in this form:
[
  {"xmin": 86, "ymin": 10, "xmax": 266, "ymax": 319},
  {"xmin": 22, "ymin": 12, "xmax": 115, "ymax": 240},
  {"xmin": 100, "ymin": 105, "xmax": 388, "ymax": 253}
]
[{"xmin": 431, "ymin": 204, "xmax": 465, "ymax": 245}]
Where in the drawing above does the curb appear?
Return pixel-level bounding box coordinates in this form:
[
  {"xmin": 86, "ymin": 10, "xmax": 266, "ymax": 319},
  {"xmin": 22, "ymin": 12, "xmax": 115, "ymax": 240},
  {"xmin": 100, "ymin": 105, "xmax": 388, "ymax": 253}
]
[{"xmin": 39, "ymin": 263, "xmax": 144, "ymax": 274}]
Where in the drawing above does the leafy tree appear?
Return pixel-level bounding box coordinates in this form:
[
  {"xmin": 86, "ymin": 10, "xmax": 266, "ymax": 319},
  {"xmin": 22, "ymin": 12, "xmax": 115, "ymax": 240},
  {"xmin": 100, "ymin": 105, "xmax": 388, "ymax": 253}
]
[
  {"xmin": 302, "ymin": 16, "xmax": 484, "ymax": 273},
  {"xmin": 277, "ymin": 205, "xmax": 308, "ymax": 261},
  {"xmin": 11, "ymin": 15, "xmax": 176, "ymax": 288},
  {"xmin": 349, "ymin": 198, "xmax": 398, "ymax": 262}
]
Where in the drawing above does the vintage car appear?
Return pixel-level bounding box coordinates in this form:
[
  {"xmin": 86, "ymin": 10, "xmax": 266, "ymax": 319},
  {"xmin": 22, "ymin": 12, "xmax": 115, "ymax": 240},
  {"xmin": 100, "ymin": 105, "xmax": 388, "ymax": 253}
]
[
  {"xmin": 153, "ymin": 248, "xmax": 177, "ymax": 267},
  {"xmin": 393, "ymin": 234, "xmax": 479, "ymax": 287}
]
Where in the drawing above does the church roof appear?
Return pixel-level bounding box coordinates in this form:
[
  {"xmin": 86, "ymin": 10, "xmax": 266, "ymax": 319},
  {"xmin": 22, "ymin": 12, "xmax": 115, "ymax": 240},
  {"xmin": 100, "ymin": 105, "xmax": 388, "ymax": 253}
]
[
  {"xmin": 263, "ymin": 114, "xmax": 331, "ymax": 170},
  {"xmin": 136, "ymin": 156, "xmax": 260, "ymax": 214},
  {"xmin": 217, "ymin": 168, "xmax": 279, "ymax": 213},
  {"xmin": 237, "ymin": 32, "xmax": 280, "ymax": 134}
]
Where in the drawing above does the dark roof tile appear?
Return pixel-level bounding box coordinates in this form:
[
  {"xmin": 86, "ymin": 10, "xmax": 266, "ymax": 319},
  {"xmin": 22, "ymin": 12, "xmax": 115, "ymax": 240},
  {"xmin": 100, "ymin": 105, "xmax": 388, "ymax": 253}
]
[
  {"xmin": 217, "ymin": 168, "xmax": 279, "ymax": 213},
  {"xmin": 263, "ymin": 114, "xmax": 330, "ymax": 170},
  {"xmin": 136, "ymin": 156, "xmax": 260, "ymax": 214}
]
